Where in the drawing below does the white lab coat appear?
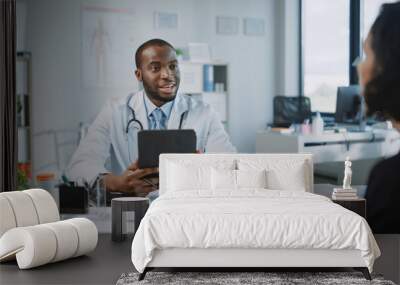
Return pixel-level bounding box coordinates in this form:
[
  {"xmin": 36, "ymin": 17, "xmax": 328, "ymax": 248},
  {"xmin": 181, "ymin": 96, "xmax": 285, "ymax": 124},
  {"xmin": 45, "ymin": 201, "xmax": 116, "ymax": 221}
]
[{"xmin": 66, "ymin": 91, "xmax": 236, "ymax": 184}]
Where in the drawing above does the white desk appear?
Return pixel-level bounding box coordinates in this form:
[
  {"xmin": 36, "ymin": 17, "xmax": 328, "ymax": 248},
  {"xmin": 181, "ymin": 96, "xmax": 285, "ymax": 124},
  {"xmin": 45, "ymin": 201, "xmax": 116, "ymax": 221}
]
[
  {"xmin": 60, "ymin": 206, "xmax": 112, "ymax": 233},
  {"xmin": 256, "ymin": 129, "xmax": 400, "ymax": 163}
]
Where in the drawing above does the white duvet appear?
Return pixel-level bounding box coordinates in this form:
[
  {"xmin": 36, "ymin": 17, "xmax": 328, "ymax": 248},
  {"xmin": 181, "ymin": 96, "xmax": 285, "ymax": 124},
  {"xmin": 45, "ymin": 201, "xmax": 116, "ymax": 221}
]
[{"xmin": 131, "ymin": 190, "xmax": 380, "ymax": 273}]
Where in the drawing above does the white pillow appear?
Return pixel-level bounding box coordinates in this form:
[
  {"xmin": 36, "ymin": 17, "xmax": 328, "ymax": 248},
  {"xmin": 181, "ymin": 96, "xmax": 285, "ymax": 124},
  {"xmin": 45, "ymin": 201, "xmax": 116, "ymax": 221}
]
[
  {"xmin": 211, "ymin": 169, "xmax": 267, "ymax": 190},
  {"xmin": 211, "ymin": 168, "xmax": 236, "ymax": 190},
  {"xmin": 267, "ymin": 167, "xmax": 306, "ymax": 191},
  {"xmin": 238, "ymin": 159, "xmax": 306, "ymax": 191},
  {"xmin": 167, "ymin": 162, "xmax": 211, "ymax": 191},
  {"xmin": 165, "ymin": 159, "xmax": 236, "ymax": 192},
  {"xmin": 236, "ymin": 169, "xmax": 267, "ymax": 188}
]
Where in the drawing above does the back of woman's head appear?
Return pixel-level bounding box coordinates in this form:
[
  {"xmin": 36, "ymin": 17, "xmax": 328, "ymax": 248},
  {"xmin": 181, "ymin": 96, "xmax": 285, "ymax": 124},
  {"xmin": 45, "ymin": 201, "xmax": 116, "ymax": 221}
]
[{"xmin": 365, "ymin": 1, "xmax": 400, "ymax": 121}]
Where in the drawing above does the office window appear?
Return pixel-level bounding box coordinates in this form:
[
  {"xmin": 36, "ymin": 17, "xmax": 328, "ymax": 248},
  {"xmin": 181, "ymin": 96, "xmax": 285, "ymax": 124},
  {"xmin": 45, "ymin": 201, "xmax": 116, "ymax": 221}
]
[{"xmin": 302, "ymin": 0, "xmax": 350, "ymax": 113}]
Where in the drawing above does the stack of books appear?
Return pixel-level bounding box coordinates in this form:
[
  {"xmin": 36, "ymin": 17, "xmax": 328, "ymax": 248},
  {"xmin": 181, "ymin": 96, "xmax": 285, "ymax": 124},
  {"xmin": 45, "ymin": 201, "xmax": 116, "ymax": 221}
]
[{"xmin": 332, "ymin": 188, "xmax": 358, "ymax": 200}]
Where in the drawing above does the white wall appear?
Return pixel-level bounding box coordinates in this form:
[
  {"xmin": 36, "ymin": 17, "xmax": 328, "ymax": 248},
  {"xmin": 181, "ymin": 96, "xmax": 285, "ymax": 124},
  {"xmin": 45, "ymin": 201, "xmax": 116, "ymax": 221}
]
[
  {"xmin": 16, "ymin": 0, "xmax": 27, "ymax": 51},
  {"xmin": 274, "ymin": 0, "xmax": 300, "ymax": 96},
  {"xmin": 192, "ymin": 0, "xmax": 276, "ymax": 152},
  {"xmin": 20, "ymin": 0, "xmax": 283, "ymax": 175}
]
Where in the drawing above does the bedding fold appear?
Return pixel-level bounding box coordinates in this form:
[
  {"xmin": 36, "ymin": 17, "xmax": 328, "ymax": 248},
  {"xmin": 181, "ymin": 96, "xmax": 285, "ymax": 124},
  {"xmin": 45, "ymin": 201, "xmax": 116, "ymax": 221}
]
[{"xmin": 131, "ymin": 190, "xmax": 380, "ymax": 273}]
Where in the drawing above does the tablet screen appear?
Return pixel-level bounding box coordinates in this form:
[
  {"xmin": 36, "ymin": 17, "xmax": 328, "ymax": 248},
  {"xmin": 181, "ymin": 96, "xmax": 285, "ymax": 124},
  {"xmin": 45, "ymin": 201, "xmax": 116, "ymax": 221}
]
[{"xmin": 137, "ymin": 129, "xmax": 197, "ymax": 168}]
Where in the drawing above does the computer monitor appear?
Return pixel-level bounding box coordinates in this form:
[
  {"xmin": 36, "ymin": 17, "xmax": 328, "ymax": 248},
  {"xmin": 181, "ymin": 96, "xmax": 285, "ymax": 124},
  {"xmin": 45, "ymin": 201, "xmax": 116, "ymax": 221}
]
[{"xmin": 335, "ymin": 85, "xmax": 363, "ymax": 124}]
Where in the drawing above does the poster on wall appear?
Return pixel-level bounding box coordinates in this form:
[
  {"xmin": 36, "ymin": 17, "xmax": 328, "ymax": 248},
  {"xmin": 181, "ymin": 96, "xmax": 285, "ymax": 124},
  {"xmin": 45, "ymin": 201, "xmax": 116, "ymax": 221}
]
[{"xmin": 81, "ymin": 4, "xmax": 138, "ymax": 89}]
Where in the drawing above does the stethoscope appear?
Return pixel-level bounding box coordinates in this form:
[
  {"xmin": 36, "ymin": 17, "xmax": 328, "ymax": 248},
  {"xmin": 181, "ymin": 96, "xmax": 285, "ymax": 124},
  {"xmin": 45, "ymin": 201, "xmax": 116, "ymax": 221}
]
[
  {"xmin": 124, "ymin": 94, "xmax": 188, "ymax": 163},
  {"xmin": 125, "ymin": 94, "xmax": 190, "ymax": 162},
  {"xmin": 125, "ymin": 94, "xmax": 187, "ymax": 133}
]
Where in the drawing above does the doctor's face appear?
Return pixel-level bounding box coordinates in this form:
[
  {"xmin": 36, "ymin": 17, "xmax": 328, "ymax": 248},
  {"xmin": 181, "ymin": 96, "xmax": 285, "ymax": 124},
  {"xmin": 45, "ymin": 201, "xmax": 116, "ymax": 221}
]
[
  {"xmin": 357, "ymin": 34, "xmax": 376, "ymax": 93},
  {"xmin": 135, "ymin": 45, "xmax": 180, "ymax": 106}
]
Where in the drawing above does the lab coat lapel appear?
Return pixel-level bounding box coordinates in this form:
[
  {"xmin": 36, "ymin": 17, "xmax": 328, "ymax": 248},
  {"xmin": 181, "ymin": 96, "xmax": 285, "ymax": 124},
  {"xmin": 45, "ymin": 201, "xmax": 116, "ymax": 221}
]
[
  {"xmin": 130, "ymin": 91, "xmax": 149, "ymax": 130},
  {"xmin": 168, "ymin": 94, "xmax": 189, "ymax": 129}
]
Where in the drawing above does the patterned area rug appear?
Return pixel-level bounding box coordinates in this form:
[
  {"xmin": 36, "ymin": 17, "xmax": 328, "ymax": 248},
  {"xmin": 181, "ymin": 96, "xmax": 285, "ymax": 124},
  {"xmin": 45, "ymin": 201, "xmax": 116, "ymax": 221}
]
[{"xmin": 116, "ymin": 271, "xmax": 396, "ymax": 285}]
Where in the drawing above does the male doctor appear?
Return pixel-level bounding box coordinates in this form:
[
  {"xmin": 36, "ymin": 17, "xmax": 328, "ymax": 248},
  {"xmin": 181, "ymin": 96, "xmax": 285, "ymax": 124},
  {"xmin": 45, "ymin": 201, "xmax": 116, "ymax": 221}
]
[{"xmin": 66, "ymin": 39, "xmax": 236, "ymax": 196}]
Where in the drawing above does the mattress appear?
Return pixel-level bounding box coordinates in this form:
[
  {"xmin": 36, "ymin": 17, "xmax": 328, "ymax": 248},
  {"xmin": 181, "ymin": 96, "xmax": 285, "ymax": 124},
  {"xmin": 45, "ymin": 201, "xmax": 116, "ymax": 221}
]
[{"xmin": 131, "ymin": 190, "xmax": 380, "ymax": 273}]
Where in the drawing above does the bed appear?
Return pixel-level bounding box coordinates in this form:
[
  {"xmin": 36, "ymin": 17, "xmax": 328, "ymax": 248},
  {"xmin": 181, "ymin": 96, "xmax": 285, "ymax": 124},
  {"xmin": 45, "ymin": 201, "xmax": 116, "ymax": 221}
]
[{"xmin": 131, "ymin": 154, "xmax": 380, "ymax": 280}]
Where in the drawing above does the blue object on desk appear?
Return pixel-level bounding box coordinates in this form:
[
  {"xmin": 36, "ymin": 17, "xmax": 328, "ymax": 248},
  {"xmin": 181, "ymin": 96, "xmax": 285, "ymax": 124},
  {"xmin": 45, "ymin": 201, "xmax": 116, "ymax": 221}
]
[{"xmin": 203, "ymin": 64, "xmax": 214, "ymax": 92}]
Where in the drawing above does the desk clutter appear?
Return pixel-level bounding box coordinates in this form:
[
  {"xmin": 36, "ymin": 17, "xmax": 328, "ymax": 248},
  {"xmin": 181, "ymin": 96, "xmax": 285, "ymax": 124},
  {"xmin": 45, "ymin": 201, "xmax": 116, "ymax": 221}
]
[
  {"xmin": 59, "ymin": 183, "xmax": 88, "ymax": 214},
  {"xmin": 59, "ymin": 177, "xmax": 136, "ymax": 212},
  {"xmin": 0, "ymin": 189, "xmax": 98, "ymax": 269}
]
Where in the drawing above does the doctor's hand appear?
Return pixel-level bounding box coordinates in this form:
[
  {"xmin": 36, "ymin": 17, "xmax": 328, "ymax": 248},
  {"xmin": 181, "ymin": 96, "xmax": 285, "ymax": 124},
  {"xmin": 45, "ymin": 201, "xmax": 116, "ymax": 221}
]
[{"xmin": 103, "ymin": 162, "xmax": 158, "ymax": 196}]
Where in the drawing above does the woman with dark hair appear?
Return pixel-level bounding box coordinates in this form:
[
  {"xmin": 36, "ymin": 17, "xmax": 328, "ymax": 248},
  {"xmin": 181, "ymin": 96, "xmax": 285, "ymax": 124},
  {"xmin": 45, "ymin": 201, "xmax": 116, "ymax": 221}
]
[{"xmin": 358, "ymin": 1, "xmax": 400, "ymax": 234}]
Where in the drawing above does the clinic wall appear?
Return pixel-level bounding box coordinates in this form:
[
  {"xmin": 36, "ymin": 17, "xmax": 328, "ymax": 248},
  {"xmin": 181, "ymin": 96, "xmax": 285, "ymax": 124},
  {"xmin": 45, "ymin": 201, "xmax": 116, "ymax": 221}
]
[
  {"xmin": 20, "ymin": 0, "xmax": 277, "ymax": 175},
  {"xmin": 192, "ymin": 0, "xmax": 276, "ymax": 152},
  {"xmin": 274, "ymin": 0, "xmax": 300, "ymax": 96}
]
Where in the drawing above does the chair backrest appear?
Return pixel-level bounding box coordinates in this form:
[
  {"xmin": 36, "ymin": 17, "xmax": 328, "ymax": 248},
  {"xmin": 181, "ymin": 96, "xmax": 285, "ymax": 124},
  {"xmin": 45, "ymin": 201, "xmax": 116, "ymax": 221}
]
[
  {"xmin": 273, "ymin": 96, "xmax": 311, "ymax": 127},
  {"xmin": 159, "ymin": 153, "xmax": 313, "ymax": 195},
  {"xmin": 0, "ymin": 189, "xmax": 59, "ymax": 237}
]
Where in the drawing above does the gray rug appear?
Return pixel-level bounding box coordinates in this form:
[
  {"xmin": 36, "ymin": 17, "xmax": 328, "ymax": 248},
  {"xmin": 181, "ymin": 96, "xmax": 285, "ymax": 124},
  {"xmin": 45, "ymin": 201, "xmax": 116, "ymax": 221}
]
[{"xmin": 116, "ymin": 272, "xmax": 396, "ymax": 285}]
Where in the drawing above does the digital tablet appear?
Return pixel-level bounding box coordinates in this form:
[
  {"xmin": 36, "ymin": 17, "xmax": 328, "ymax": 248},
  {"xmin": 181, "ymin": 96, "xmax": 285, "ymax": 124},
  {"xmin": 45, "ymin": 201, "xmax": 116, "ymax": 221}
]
[{"xmin": 137, "ymin": 129, "xmax": 197, "ymax": 168}]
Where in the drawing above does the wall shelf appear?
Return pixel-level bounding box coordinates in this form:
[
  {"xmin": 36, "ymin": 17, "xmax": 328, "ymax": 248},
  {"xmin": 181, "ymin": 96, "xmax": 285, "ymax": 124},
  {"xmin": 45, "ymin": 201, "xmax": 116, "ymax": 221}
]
[{"xmin": 179, "ymin": 61, "xmax": 229, "ymax": 130}]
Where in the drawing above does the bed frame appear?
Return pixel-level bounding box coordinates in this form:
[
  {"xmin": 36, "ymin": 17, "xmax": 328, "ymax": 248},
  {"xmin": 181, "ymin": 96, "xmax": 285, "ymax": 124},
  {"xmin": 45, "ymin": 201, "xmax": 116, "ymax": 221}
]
[
  {"xmin": 137, "ymin": 154, "xmax": 373, "ymax": 281},
  {"xmin": 139, "ymin": 248, "xmax": 371, "ymax": 280}
]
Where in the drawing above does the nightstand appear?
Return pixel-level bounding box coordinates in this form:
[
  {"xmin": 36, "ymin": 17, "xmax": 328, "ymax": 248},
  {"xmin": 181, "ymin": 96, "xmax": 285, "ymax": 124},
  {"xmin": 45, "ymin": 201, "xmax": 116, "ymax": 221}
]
[
  {"xmin": 111, "ymin": 197, "xmax": 149, "ymax": 242},
  {"xmin": 332, "ymin": 198, "xmax": 366, "ymax": 218}
]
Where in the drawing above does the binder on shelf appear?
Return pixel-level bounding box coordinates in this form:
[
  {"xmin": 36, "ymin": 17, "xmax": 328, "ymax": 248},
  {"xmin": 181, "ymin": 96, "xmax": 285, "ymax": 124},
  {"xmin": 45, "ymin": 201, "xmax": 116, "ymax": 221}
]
[{"xmin": 203, "ymin": 64, "xmax": 214, "ymax": 92}]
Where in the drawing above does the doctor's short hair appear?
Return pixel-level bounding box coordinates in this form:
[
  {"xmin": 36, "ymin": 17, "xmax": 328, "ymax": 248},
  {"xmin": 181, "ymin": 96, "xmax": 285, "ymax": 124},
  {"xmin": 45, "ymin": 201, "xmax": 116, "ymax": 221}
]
[{"xmin": 135, "ymin": 39, "xmax": 176, "ymax": 68}]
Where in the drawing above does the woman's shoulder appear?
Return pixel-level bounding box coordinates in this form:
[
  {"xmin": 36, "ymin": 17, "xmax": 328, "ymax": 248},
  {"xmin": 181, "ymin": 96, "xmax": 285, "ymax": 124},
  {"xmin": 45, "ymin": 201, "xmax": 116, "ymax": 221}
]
[
  {"xmin": 366, "ymin": 152, "xmax": 400, "ymax": 201},
  {"xmin": 370, "ymin": 152, "xmax": 400, "ymax": 178}
]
